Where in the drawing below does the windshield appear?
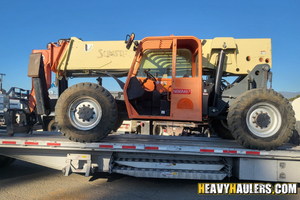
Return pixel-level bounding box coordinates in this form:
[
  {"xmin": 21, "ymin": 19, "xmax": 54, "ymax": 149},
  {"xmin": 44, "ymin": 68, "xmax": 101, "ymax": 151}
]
[{"xmin": 137, "ymin": 49, "xmax": 192, "ymax": 78}]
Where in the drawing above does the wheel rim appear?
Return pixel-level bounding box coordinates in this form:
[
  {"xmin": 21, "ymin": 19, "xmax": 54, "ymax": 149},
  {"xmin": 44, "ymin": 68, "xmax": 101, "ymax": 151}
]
[
  {"xmin": 68, "ymin": 97, "xmax": 102, "ymax": 131},
  {"xmin": 246, "ymin": 102, "xmax": 282, "ymax": 138}
]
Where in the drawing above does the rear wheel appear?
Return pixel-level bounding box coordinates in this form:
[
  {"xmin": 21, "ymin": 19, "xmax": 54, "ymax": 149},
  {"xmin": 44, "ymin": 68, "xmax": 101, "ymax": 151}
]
[
  {"xmin": 227, "ymin": 88, "xmax": 295, "ymax": 150},
  {"xmin": 55, "ymin": 83, "xmax": 117, "ymax": 142}
]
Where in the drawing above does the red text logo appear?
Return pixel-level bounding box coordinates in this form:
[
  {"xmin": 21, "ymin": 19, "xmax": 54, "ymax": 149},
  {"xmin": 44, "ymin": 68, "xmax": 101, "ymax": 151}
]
[{"xmin": 173, "ymin": 89, "xmax": 191, "ymax": 94}]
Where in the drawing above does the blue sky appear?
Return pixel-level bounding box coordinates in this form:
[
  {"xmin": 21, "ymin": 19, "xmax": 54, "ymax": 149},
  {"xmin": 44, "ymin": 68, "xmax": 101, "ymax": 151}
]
[{"xmin": 0, "ymin": 0, "xmax": 299, "ymax": 93}]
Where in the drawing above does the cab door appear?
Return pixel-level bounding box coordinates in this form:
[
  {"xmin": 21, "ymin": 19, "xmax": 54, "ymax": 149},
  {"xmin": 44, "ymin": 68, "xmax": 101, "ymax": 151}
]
[{"xmin": 170, "ymin": 39, "xmax": 202, "ymax": 122}]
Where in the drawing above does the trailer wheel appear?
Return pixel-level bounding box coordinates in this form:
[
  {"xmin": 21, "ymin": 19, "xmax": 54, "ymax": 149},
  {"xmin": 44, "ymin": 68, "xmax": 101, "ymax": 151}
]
[
  {"xmin": 0, "ymin": 155, "xmax": 15, "ymax": 168},
  {"xmin": 55, "ymin": 82, "xmax": 117, "ymax": 142},
  {"xmin": 227, "ymin": 88, "xmax": 295, "ymax": 150},
  {"xmin": 211, "ymin": 119, "xmax": 234, "ymax": 140},
  {"xmin": 47, "ymin": 119, "xmax": 59, "ymax": 132}
]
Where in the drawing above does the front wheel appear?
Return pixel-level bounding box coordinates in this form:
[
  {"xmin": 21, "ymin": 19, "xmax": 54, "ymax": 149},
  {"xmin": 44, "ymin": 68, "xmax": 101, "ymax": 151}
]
[
  {"xmin": 227, "ymin": 89, "xmax": 295, "ymax": 150},
  {"xmin": 55, "ymin": 83, "xmax": 117, "ymax": 142}
]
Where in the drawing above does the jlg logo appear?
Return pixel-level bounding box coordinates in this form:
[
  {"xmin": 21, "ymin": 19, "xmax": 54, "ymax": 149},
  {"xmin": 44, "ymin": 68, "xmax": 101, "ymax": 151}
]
[{"xmin": 173, "ymin": 89, "xmax": 191, "ymax": 94}]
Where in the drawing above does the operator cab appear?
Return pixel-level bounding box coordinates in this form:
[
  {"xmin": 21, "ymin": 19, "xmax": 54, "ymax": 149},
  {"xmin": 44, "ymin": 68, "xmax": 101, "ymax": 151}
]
[{"xmin": 124, "ymin": 35, "xmax": 204, "ymax": 122}]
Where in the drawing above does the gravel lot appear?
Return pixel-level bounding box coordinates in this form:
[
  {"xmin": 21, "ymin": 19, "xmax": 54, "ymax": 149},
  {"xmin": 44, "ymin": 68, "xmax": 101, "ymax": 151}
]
[{"xmin": 1, "ymin": 160, "xmax": 300, "ymax": 200}]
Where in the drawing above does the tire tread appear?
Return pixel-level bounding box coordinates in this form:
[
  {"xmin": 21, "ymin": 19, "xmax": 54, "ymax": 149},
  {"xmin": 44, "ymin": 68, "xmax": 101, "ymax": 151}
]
[
  {"xmin": 228, "ymin": 88, "xmax": 295, "ymax": 150},
  {"xmin": 55, "ymin": 82, "xmax": 117, "ymax": 143}
]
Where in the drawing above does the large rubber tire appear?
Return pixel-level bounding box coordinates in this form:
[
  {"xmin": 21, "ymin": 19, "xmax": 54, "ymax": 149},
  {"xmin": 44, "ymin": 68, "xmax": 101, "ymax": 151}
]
[
  {"xmin": 0, "ymin": 155, "xmax": 15, "ymax": 168},
  {"xmin": 55, "ymin": 83, "xmax": 117, "ymax": 142},
  {"xmin": 112, "ymin": 115, "xmax": 124, "ymax": 132},
  {"xmin": 227, "ymin": 88, "xmax": 295, "ymax": 150},
  {"xmin": 212, "ymin": 119, "xmax": 234, "ymax": 140},
  {"xmin": 112, "ymin": 100, "xmax": 128, "ymax": 132}
]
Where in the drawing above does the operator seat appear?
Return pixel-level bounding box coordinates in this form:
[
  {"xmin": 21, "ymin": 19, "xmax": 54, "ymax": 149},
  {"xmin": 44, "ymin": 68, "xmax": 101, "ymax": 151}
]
[{"xmin": 127, "ymin": 77, "xmax": 161, "ymax": 115}]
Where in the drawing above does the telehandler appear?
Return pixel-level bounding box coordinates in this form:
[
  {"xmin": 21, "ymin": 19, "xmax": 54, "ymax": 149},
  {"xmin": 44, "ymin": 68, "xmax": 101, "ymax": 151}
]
[{"xmin": 4, "ymin": 33, "xmax": 295, "ymax": 150}]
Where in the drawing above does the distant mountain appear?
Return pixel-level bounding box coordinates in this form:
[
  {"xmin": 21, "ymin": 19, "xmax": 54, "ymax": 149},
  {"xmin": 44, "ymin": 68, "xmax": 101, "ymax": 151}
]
[{"xmin": 279, "ymin": 91, "xmax": 300, "ymax": 99}]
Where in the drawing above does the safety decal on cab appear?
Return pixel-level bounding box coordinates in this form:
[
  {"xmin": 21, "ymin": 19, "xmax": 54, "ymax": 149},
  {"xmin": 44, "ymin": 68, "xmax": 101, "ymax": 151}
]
[{"xmin": 173, "ymin": 89, "xmax": 191, "ymax": 94}]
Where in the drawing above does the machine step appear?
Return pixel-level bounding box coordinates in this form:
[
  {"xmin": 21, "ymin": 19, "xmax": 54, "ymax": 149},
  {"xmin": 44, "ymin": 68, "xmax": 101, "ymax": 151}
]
[
  {"xmin": 112, "ymin": 166, "xmax": 228, "ymax": 180},
  {"xmin": 114, "ymin": 158, "xmax": 225, "ymax": 171}
]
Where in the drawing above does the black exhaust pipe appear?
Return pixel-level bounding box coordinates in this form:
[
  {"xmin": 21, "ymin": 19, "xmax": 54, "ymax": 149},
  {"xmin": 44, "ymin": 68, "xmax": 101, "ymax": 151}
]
[{"xmin": 213, "ymin": 50, "xmax": 225, "ymax": 107}]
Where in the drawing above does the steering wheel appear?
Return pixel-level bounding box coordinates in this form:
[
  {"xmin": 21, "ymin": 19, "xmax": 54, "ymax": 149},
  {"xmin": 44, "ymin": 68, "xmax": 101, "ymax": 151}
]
[
  {"xmin": 143, "ymin": 69, "xmax": 156, "ymax": 81},
  {"xmin": 141, "ymin": 69, "xmax": 157, "ymax": 89}
]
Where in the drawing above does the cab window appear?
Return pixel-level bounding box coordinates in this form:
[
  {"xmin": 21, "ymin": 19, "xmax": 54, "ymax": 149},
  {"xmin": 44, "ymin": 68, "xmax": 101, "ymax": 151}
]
[
  {"xmin": 137, "ymin": 49, "xmax": 193, "ymax": 78},
  {"xmin": 176, "ymin": 49, "xmax": 192, "ymax": 77},
  {"xmin": 137, "ymin": 49, "xmax": 173, "ymax": 78}
]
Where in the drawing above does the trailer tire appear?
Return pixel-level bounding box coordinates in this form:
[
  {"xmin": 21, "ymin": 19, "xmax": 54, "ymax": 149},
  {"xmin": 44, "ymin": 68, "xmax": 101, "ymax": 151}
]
[
  {"xmin": 227, "ymin": 88, "xmax": 295, "ymax": 150},
  {"xmin": 212, "ymin": 119, "xmax": 234, "ymax": 140},
  {"xmin": 55, "ymin": 82, "xmax": 117, "ymax": 142}
]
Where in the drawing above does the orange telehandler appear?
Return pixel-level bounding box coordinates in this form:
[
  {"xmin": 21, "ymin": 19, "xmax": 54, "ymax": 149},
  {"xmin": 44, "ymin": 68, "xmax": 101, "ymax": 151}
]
[{"xmin": 4, "ymin": 33, "xmax": 295, "ymax": 150}]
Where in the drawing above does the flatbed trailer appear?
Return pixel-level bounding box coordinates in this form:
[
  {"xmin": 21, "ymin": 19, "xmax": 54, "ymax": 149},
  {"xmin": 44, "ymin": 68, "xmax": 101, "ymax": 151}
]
[{"xmin": 1, "ymin": 130, "xmax": 300, "ymax": 182}]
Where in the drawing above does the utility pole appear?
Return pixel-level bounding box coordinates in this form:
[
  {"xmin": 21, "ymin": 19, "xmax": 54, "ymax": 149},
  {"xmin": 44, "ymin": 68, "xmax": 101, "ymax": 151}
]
[{"xmin": 0, "ymin": 73, "xmax": 5, "ymax": 91}]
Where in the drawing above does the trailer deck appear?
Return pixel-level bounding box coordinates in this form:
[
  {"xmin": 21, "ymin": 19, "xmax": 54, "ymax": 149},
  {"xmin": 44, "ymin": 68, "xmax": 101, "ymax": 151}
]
[{"xmin": 0, "ymin": 131, "xmax": 299, "ymax": 158}]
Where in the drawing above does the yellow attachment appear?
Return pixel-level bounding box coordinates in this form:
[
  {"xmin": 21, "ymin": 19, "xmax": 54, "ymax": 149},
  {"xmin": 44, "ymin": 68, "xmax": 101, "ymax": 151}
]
[
  {"xmin": 202, "ymin": 37, "xmax": 272, "ymax": 75},
  {"xmin": 57, "ymin": 37, "xmax": 136, "ymax": 76}
]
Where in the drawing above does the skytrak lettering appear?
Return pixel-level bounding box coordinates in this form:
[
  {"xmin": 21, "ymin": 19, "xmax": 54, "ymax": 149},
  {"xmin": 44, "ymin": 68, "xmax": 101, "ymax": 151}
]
[
  {"xmin": 173, "ymin": 89, "xmax": 191, "ymax": 94},
  {"xmin": 98, "ymin": 49, "xmax": 129, "ymax": 58}
]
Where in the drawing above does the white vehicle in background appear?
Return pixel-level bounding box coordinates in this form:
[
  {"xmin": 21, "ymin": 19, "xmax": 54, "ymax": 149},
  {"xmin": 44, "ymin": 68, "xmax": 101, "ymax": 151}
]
[
  {"xmin": 291, "ymin": 98, "xmax": 300, "ymax": 143},
  {"xmin": 0, "ymin": 88, "xmax": 28, "ymax": 127},
  {"xmin": 0, "ymin": 98, "xmax": 22, "ymax": 127}
]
